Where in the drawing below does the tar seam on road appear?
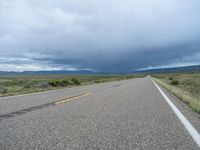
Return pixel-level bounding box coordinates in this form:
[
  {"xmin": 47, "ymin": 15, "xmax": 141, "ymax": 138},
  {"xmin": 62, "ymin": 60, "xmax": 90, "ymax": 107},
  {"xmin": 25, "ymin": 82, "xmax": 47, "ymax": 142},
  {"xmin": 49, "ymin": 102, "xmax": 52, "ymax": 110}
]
[
  {"xmin": 0, "ymin": 93, "xmax": 91, "ymax": 121},
  {"xmin": 152, "ymin": 79, "xmax": 200, "ymax": 148}
]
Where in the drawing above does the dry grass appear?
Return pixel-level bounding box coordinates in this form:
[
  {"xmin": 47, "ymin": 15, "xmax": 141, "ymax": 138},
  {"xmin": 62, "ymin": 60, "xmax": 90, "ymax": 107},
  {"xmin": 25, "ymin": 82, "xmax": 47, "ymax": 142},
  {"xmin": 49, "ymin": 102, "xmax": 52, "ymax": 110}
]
[
  {"xmin": 0, "ymin": 74, "xmax": 144, "ymax": 97},
  {"xmin": 154, "ymin": 77, "xmax": 200, "ymax": 113}
]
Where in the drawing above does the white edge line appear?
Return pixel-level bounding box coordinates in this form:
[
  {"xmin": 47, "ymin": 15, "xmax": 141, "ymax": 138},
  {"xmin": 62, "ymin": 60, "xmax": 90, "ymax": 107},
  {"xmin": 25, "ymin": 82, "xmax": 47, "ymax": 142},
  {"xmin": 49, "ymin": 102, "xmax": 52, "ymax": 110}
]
[{"xmin": 151, "ymin": 79, "xmax": 200, "ymax": 148}]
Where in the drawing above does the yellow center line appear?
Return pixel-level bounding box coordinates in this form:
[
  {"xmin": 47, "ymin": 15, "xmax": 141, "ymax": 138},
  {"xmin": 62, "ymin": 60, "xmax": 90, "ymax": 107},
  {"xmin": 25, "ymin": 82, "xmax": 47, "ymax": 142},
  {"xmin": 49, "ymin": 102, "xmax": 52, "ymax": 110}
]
[{"xmin": 54, "ymin": 93, "xmax": 92, "ymax": 105}]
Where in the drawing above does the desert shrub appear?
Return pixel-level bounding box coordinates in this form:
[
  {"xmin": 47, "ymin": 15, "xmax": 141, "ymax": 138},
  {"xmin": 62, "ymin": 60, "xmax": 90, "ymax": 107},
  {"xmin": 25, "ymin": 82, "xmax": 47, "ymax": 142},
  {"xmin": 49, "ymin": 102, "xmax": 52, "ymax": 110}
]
[
  {"xmin": 23, "ymin": 81, "xmax": 36, "ymax": 88},
  {"xmin": 1, "ymin": 88, "xmax": 7, "ymax": 94},
  {"xmin": 59, "ymin": 80, "xmax": 66, "ymax": 86},
  {"xmin": 38, "ymin": 82, "xmax": 50, "ymax": 88},
  {"xmin": 60, "ymin": 80, "xmax": 73, "ymax": 86},
  {"xmin": 71, "ymin": 78, "xmax": 81, "ymax": 85},
  {"xmin": 4, "ymin": 80, "xmax": 26, "ymax": 86},
  {"xmin": 94, "ymin": 80, "xmax": 101, "ymax": 83},
  {"xmin": 48, "ymin": 80, "xmax": 60, "ymax": 87},
  {"xmin": 169, "ymin": 77, "xmax": 174, "ymax": 80},
  {"xmin": 171, "ymin": 80, "xmax": 179, "ymax": 85},
  {"xmin": 0, "ymin": 85, "xmax": 8, "ymax": 94},
  {"xmin": 185, "ymin": 78, "xmax": 194, "ymax": 85},
  {"xmin": 125, "ymin": 76, "xmax": 134, "ymax": 79},
  {"xmin": 48, "ymin": 79, "xmax": 74, "ymax": 87}
]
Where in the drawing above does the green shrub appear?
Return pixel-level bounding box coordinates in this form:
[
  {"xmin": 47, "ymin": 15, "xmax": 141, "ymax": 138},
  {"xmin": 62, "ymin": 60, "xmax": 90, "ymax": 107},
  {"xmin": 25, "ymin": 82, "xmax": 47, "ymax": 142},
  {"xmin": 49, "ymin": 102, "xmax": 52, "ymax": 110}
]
[
  {"xmin": 48, "ymin": 79, "xmax": 74, "ymax": 87},
  {"xmin": 4, "ymin": 80, "xmax": 26, "ymax": 86},
  {"xmin": 48, "ymin": 80, "xmax": 60, "ymax": 87},
  {"xmin": 171, "ymin": 80, "xmax": 179, "ymax": 85},
  {"xmin": 23, "ymin": 81, "xmax": 35, "ymax": 88},
  {"xmin": 0, "ymin": 87, "xmax": 8, "ymax": 94},
  {"xmin": 125, "ymin": 76, "xmax": 134, "ymax": 79},
  {"xmin": 37, "ymin": 82, "xmax": 50, "ymax": 88},
  {"xmin": 60, "ymin": 80, "xmax": 73, "ymax": 86},
  {"xmin": 94, "ymin": 80, "xmax": 101, "ymax": 83},
  {"xmin": 169, "ymin": 77, "xmax": 173, "ymax": 80},
  {"xmin": 59, "ymin": 80, "xmax": 66, "ymax": 86},
  {"xmin": 71, "ymin": 78, "xmax": 81, "ymax": 85}
]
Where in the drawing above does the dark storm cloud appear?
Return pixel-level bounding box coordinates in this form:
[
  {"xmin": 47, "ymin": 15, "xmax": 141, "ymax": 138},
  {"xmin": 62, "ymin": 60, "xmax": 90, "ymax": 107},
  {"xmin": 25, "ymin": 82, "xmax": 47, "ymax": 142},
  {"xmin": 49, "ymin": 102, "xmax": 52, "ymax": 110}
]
[{"xmin": 0, "ymin": 0, "xmax": 200, "ymax": 72}]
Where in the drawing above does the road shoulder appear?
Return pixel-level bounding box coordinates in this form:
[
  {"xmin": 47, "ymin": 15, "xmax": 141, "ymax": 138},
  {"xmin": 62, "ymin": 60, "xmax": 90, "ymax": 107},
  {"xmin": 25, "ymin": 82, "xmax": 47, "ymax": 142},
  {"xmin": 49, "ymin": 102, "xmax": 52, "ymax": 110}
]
[{"xmin": 152, "ymin": 79, "xmax": 200, "ymax": 147}]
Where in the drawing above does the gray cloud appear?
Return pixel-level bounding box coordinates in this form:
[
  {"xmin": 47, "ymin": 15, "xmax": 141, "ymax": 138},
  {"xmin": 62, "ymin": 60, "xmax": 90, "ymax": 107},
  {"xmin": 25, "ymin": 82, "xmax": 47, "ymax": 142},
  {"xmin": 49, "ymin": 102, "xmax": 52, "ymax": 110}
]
[{"xmin": 0, "ymin": 0, "xmax": 200, "ymax": 72}]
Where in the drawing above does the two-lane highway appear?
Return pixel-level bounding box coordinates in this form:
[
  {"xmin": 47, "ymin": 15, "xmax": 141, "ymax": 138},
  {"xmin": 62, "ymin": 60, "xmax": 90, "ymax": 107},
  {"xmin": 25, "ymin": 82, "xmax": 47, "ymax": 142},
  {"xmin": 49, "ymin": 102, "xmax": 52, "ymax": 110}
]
[{"xmin": 0, "ymin": 77, "xmax": 200, "ymax": 149}]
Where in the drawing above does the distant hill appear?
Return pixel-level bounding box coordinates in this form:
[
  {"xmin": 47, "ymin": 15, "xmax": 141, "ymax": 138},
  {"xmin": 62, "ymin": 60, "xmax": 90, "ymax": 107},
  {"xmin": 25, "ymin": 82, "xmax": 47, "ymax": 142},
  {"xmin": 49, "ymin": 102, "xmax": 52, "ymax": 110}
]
[
  {"xmin": 135, "ymin": 65, "xmax": 200, "ymax": 74},
  {"xmin": 0, "ymin": 70, "xmax": 97, "ymax": 76},
  {"xmin": 0, "ymin": 65, "xmax": 200, "ymax": 75}
]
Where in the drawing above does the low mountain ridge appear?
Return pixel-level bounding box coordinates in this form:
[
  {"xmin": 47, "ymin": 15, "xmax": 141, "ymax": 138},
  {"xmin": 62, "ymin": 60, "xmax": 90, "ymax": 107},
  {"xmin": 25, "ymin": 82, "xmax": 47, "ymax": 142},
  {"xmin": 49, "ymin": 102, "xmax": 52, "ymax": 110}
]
[{"xmin": 0, "ymin": 65, "xmax": 200, "ymax": 75}]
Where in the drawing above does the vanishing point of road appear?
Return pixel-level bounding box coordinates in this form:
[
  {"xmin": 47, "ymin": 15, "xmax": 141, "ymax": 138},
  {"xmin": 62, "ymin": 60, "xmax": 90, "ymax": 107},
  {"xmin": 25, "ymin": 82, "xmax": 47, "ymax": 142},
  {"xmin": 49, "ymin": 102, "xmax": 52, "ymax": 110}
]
[{"xmin": 0, "ymin": 77, "xmax": 200, "ymax": 149}]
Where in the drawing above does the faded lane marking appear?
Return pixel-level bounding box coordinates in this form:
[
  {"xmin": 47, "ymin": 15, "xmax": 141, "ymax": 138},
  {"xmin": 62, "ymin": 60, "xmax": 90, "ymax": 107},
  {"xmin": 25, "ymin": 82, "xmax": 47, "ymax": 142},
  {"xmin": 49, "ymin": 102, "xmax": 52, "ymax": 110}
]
[
  {"xmin": 55, "ymin": 93, "xmax": 92, "ymax": 105},
  {"xmin": 152, "ymin": 79, "xmax": 200, "ymax": 148},
  {"xmin": 0, "ymin": 93, "xmax": 92, "ymax": 120}
]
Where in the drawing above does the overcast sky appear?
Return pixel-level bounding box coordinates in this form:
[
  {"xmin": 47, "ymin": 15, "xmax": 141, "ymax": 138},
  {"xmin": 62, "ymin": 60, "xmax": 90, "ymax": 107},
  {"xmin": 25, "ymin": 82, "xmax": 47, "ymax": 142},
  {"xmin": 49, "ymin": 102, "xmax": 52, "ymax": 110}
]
[{"xmin": 0, "ymin": 0, "xmax": 200, "ymax": 72}]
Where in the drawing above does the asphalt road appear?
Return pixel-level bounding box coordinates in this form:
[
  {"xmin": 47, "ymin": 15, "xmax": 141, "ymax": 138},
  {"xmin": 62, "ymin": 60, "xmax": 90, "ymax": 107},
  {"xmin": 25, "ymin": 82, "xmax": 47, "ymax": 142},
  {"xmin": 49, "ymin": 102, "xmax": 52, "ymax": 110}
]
[{"xmin": 0, "ymin": 77, "xmax": 200, "ymax": 149}]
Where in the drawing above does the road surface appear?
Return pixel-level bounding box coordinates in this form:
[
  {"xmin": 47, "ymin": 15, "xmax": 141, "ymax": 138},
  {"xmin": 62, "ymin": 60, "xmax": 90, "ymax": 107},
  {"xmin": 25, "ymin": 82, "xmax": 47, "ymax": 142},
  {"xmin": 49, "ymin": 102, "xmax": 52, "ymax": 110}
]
[{"xmin": 0, "ymin": 77, "xmax": 200, "ymax": 149}]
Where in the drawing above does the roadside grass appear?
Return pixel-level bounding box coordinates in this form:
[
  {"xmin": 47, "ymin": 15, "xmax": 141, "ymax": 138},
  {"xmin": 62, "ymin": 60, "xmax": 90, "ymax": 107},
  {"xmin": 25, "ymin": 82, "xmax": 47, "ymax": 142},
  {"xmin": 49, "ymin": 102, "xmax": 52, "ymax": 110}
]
[
  {"xmin": 0, "ymin": 74, "xmax": 144, "ymax": 97},
  {"xmin": 153, "ymin": 73, "xmax": 200, "ymax": 113}
]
